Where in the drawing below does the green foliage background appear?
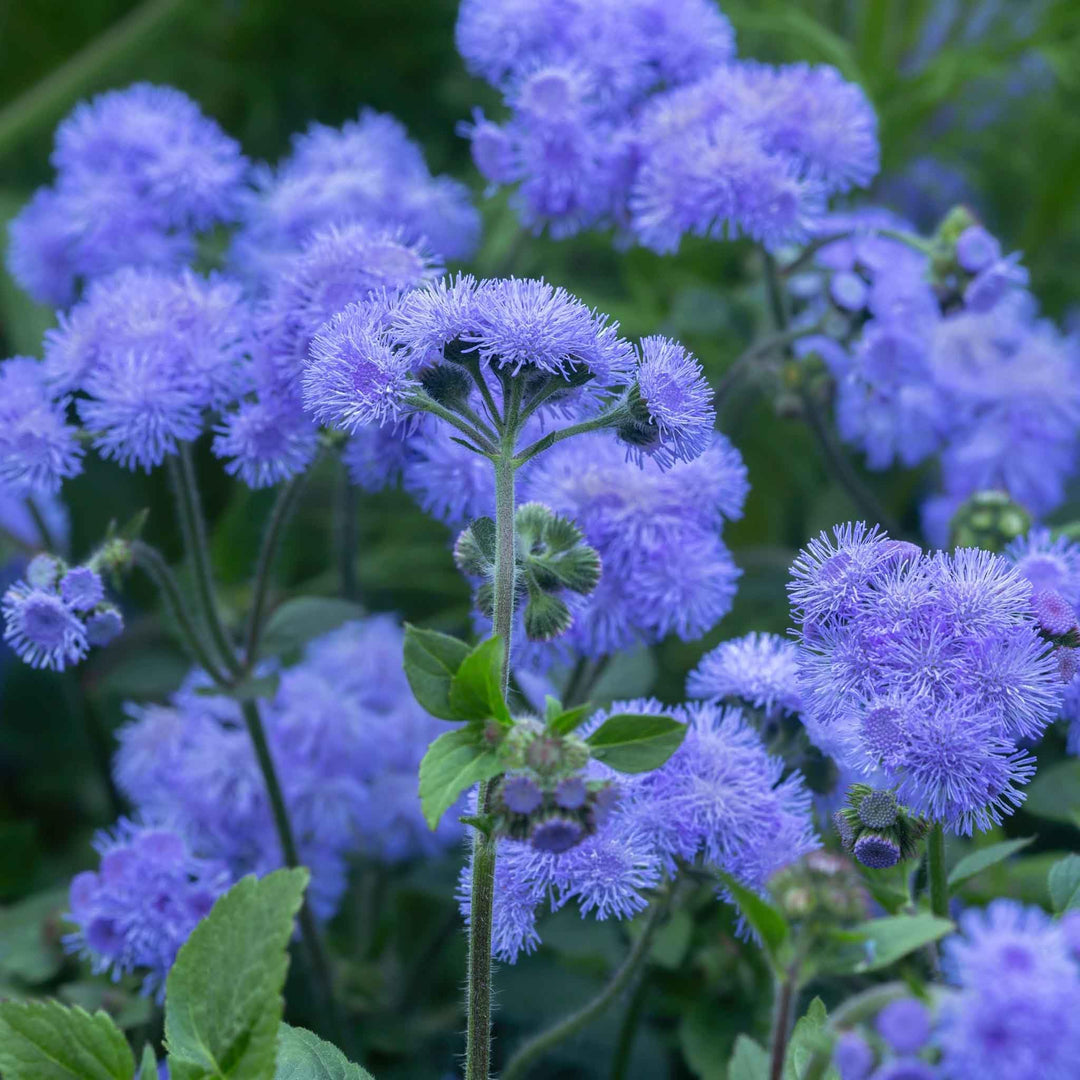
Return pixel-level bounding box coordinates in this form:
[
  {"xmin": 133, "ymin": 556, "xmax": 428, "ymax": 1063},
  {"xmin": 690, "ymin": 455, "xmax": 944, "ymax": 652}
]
[{"xmin": 1, "ymin": 1, "xmax": 1079, "ymax": 1076}]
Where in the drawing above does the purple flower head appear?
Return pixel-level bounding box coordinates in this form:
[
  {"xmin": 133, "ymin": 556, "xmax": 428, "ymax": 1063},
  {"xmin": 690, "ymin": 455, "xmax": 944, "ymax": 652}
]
[
  {"xmin": 7, "ymin": 85, "xmax": 244, "ymax": 306},
  {"xmin": 626, "ymin": 335, "xmax": 715, "ymax": 468},
  {"xmin": 876, "ymin": 999, "xmax": 931, "ymax": 1055},
  {"xmin": 1005, "ymin": 528, "xmax": 1080, "ymax": 609},
  {"xmin": 61, "ymin": 566, "xmax": 104, "ymax": 612},
  {"xmin": 502, "ymin": 774, "xmax": 543, "ymax": 814},
  {"xmin": 963, "ymin": 251, "xmax": 1029, "ymax": 313},
  {"xmin": 231, "ymin": 109, "xmax": 478, "ymax": 281},
  {"xmin": 1032, "ymin": 589, "xmax": 1076, "ymax": 636},
  {"xmin": 66, "ymin": 819, "xmax": 231, "ymax": 999},
  {"xmin": 554, "ymin": 775, "xmax": 587, "ymax": 810},
  {"xmin": 937, "ymin": 900, "xmax": 1080, "ymax": 1079},
  {"xmin": 212, "ymin": 394, "xmax": 320, "ymax": 490},
  {"xmin": 869, "ymin": 1063, "xmax": 936, "ymax": 1080},
  {"xmin": 830, "ymin": 271, "xmax": 870, "ymax": 312},
  {"xmin": 86, "ymin": 607, "xmax": 124, "ymax": 647},
  {"xmin": 687, "ymin": 632, "xmax": 803, "ymax": 717},
  {"xmin": 302, "ymin": 300, "xmax": 416, "ymax": 432},
  {"xmin": 0, "ymin": 358, "xmax": 84, "ymax": 494},
  {"xmin": 2, "ymin": 581, "xmax": 88, "ymax": 670},
  {"xmin": 517, "ymin": 432, "xmax": 746, "ymax": 660},
  {"xmin": 853, "ymin": 832, "xmax": 900, "ymax": 869},
  {"xmin": 530, "ymin": 816, "xmax": 584, "ymax": 853},
  {"xmin": 834, "ymin": 1032, "xmax": 874, "ymax": 1080},
  {"xmin": 956, "ymin": 225, "xmax": 1001, "ymax": 274},
  {"xmin": 792, "ymin": 526, "xmax": 1062, "ymax": 833}
]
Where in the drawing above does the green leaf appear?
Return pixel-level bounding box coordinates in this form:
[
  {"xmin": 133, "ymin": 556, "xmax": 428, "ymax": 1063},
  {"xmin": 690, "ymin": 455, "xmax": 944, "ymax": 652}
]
[
  {"xmin": 259, "ymin": 598, "xmax": 365, "ymax": 658},
  {"xmin": 1048, "ymin": 854, "xmax": 1080, "ymax": 913},
  {"xmin": 547, "ymin": 703, "xmax": 592, "ymax": 735},
  {"xmin": 1023, "ymin": 759, "xmax": 1080, "ymax": 826},
  {"xmin": 785, "ymin": 998, "xmax": 836, "ymax": 1080},
  {"xmin": 948, "ymin": 836, "xmax": 1035, "ymax": 890},
  {"xmin": 727, "ymin": 1035, "xmax": 770, "ymax": 1080},
  {"xmin": 138, "ymin": 1045, "xmax": 157, "ymax": 1080},
  {"xmin": 0, "ymin": 999, "xmax": 135, "ymax": 1080},
  {"xmin": 418, "ymin": 727, "xmax": 502, "ymax": 829},
  {"xmin": 585, "ymin": 712, "xmax": 686, "ymax": 773},
  {"xmin": 717, "ymin": 872, "xmax": 789, "ymax": 968},
  {"xmin": 274, "ymin": 1026, "xmax": 374, "ymax": 1080},
  {"xmin": 448, "ymin": 636, "xmax": 511, "ymax": 725},
  {"xmin": 849, "ymin": 914, "xmax": 953, "ymax": 973},
  {"xmin": 402, "ymin": 624, "xmax": 471, "ymax": 720},
  {"xmin": 165, "ymin": 868, "xmax": 309, "ymax": 1080}
]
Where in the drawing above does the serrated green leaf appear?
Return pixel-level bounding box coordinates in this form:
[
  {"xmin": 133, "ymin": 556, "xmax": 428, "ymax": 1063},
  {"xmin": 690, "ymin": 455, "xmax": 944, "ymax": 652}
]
[
  {"xmin": 1048, "ymin": 854, "xmax": 1080, "ymax": 913},
  {"xmin": 1023, "ymin": 759, "xmax": 1080, "ymax": 825},
  {"xmin": 259, "ymin": 598, "xmax": 365, "ymax": 658},
  {"xmin": 402, "ymin": 624, "xmax": 472, "ymax": 720},
  {"xmin": 785, "ymin": 998, "xmax": 836, "ymax": 1080},
  {"xmin": 849, "ymin": 914, "xmax": 953, "ymax": 973},
  {"xmin": 948, "ymin": 836, "xmax": 1035, "ymax": 890},
  {"xmin": 138, "ymin": 1045, "xmax": 157, "ymax": 1080},
  {"xmin": 448, "ymin": 636, "xmax": 510, "ymax": 725},
  {"xmin": 165, "ymin": 868, "xmax": 309, "ymax": 1080},
  {"xmin": 727, "ymin": 1035, "xmax": 769, "ymax": 1080},
  {"xmin": 0, "ymin": 999, "xmax": 135, "ymax": 1080},
  {"xmin": 274, "ymin": 1026, "xmax": 374, "ymax": 1080},
  {"xmin": 418, "ymin": 727, "xmax": 502, "ymax": 829},
  {"xmin": 585, "ymin": 712, "xmax": 686, "ymax": 773},
  {"xmin": 548, "ymin": 703, "xmax": 592, "ymax": 735},
  {"xmin": 717, "ymin": 872, "xmax": 789, "ymax": 967}
]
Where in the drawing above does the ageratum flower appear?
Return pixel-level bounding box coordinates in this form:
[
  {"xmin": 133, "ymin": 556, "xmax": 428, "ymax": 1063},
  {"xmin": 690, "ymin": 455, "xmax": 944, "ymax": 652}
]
[
  {"xmin": 1005, "ymin": 528, "xmax": 1080, "ymax": 609},
  {"xmin": 230, "ymin": 109, "xmax": 478, "ymax": 282},
  {"xmin": 0, "ymin": 358, "xmax": 84, "ymax": 494},
  {"xmin": 687, "ymin": 632, "xmax": 803, "ymax": 718},
  {"xmin": 6, "ymin": 84, "xmax": 246, "ymax": 307},
  {"xmin": 464, "ymin": 698, "xmax": 818, "ymax": 962},
  {"xmin": 66, "ymin": 820, "xmax": 231, "ymax": 999},
  {"xmin": 516, "ymin": 432, "xmax": 746, "ymax": 658},
  {"xmin": 791, "ymin": 525, "xmax": 1063, "ymax": 832},
  {"xmin": 936, "ymin": 900, "xmax": 1080, "ymax": 1079},
  {"xmin": 43, "ymin": 268, "xmax": 250, "ymax": 471},
  {"xmin": 113, "ymin": 617, "xmax": 461, "ymax": 925}
]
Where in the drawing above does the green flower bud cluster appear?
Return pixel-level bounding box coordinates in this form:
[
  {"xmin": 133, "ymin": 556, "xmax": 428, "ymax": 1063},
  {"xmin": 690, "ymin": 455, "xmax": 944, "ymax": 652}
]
[
  {"xmin": 768, "ymin": 851, "xmax": 869, "ymax": 926},
  {"xmin": 455, "ymin": 503, "xmax": 601, "ymax": 642},
  {"xmin": 833, "ymin": 785, "xmax": 928, "ymax": 870},
  {"xmin": 948, "ymin": 490, "xmax": 1032, "ymax": 554},
  {"xmin": 928, "ymin": 204, "xmax": 980, "ymax": 286},
  {"xmin": 491, "ymin": 717, "xmax": 616, "ymax": 853}
]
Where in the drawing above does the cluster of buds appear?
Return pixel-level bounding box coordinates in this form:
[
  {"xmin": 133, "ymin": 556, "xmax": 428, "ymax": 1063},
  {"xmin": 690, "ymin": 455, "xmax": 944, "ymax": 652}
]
[
  {"xmin": 455, "ymin": 503, "xmax": 600, "ymax": 642},
  {"xmin": 927, "ymin": 205, "xmax": 1027, "ymax": 311},
  {"xmin": 948, "ymin": 490, "xmax": 1031, "ymax": 554},
  {"xmin": 490, "ymin": 717, "xmax": 617, "ymax": 853},
  {"xmin": 768, "ymin": 851, "xmax": 869, "ymax": 927},
  {"xmin": 833, "ymin": 785, "xmax": 928, "ymax": 870}
]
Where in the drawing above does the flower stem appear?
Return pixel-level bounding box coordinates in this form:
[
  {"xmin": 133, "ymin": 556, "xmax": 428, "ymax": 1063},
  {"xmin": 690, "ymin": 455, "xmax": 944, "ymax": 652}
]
[
  {"xmin": 608, "ymin": 970, "xmax": 651, "ymax": 1080},
  {"xmin": 501, "ymin": 889, "xmax": 671, "ymax": 1080},
  {"xmin": 168, "ymin": 447, "xmax": 241, "ymax": 678},
  {"xmin": 244, "ymin": 469, "xmax": 312, "ymax": 667},
  {"xmin": 492, "ymin": 453, "xmax": 517, "ymax": 695},
  {"xmin": 513, "ymin": 405, "xmax": 627, "ymax": 466},
  {"xmin": 927, "ymin": 822, "xmax": 949, "ymax": 919},
  {"xmin": 768, "ymin": 966, "xmax": 799, "ymax": 1080}
]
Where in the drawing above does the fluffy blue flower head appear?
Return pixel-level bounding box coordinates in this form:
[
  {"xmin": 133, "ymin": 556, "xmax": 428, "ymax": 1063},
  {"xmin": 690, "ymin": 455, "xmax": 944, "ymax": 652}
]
[
  {"xmin": 937, "ymin": 900, "xmax": 1080, "ymax": 1079},
  {"xmin": 688, "ymin": 632, "xmax": 803, "ymax": 718},
  {"xmin": 791, "ymin": 524, "xmax": 1062, "ymax": 832},
  {"xmin": 66, "ymin": 819, "xmax": 231, "ymax": 999},
  {"xmin": 7, "ymin": 84, "xmax": 246, "ymax": 306}
]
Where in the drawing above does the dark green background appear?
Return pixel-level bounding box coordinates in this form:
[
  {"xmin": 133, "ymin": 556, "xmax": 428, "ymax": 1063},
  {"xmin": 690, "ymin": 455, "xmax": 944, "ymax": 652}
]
[{"xmin": 1, "ymin": 1, "xmax": 1079, "ymax": 1075}]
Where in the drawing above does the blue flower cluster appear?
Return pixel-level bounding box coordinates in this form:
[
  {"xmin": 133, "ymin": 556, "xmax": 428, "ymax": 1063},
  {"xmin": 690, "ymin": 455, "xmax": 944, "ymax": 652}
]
[
  {"xmin": 794, "ymin": 210, "xmax": 1079, "ymax": 540},
  {"xmin": 462, "ymin": 698, "xmax": 818, "ymax": 962},
  {"xmin": 688, "ymin": 632, "xmax": 803, "ymax": 720},
  {"xmin": 457, "ymin": 0, "xmax": 878, "ymax": 248},
  {"xmin": 790, "ymin": 524, "xmax": 1063, "ymax": 833},
  {"xmin": 7, "ymin": 84, "xmax": 246, "ymax": 308},
  {"xmin": 2, "ymin": 556, "xmax": 122, "ymax": 670}
]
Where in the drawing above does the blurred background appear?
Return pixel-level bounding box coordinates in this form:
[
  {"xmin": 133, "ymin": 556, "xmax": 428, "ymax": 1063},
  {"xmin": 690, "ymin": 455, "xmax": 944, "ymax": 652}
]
[{"xmin": 1, "ymin": 1, "xmax": 1079, "ymax": 1076}]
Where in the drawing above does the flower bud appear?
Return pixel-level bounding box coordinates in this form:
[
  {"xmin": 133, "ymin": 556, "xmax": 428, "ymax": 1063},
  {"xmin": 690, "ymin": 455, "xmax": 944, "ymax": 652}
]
[
  {"xmin": 523, "ymin": 590, "xmax": 572, "ymax": 642},
  {"xmin": 853, "ymin": 832, "xmax": 901, "ymax": 869},
  {"xmin": 949, "ymin": 490, "xmax": 1032, "ymax": 553},
  {"xmin": 419, "ymin": 363, "xmax": 472, "ymax": 407}
]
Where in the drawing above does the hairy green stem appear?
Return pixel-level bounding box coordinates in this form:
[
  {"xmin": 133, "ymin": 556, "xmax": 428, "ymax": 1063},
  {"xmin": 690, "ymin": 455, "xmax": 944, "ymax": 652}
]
[
  {"xmin": 244, "ymin": 470, "xmax": 311, "ymax": 666},
  {"xmin": 801, "ymin": 983, "xmax": 910, "ymax": 1080},
  {"xmin": 492, "ymin": 454, "xmax": 518, "ymax": 694},
  {"xmin": 769, "ymin": 967, "xmax": 799, "ymax": 1080},
  {"xmin": 927, "ymin": 822, "xmax": 949, "ymax": 919},
  {"xmin": 168, "ymin": 448, "xmax": 241, "ymax": 678},
  {"xmin": 514, "ymin": 405, "xmax": 627, "ymax": 466},
  {"xmin": 501, "ymin": 889, "xmax": 671, "ymax": 1080},
  {"xmin": 407, "ymin": 392, "xmax": 498, "ymax": 454},
  {"xmin": 0, "ymin": 0, "xmax": 188, "ymax": 156},
  {"xmin": 465, "ymin": 804, "xmax": 497, "ymax": 1080},
  {"xmin": 130, "ymin": 540, "xmax": 228, "ymax": 680}
]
